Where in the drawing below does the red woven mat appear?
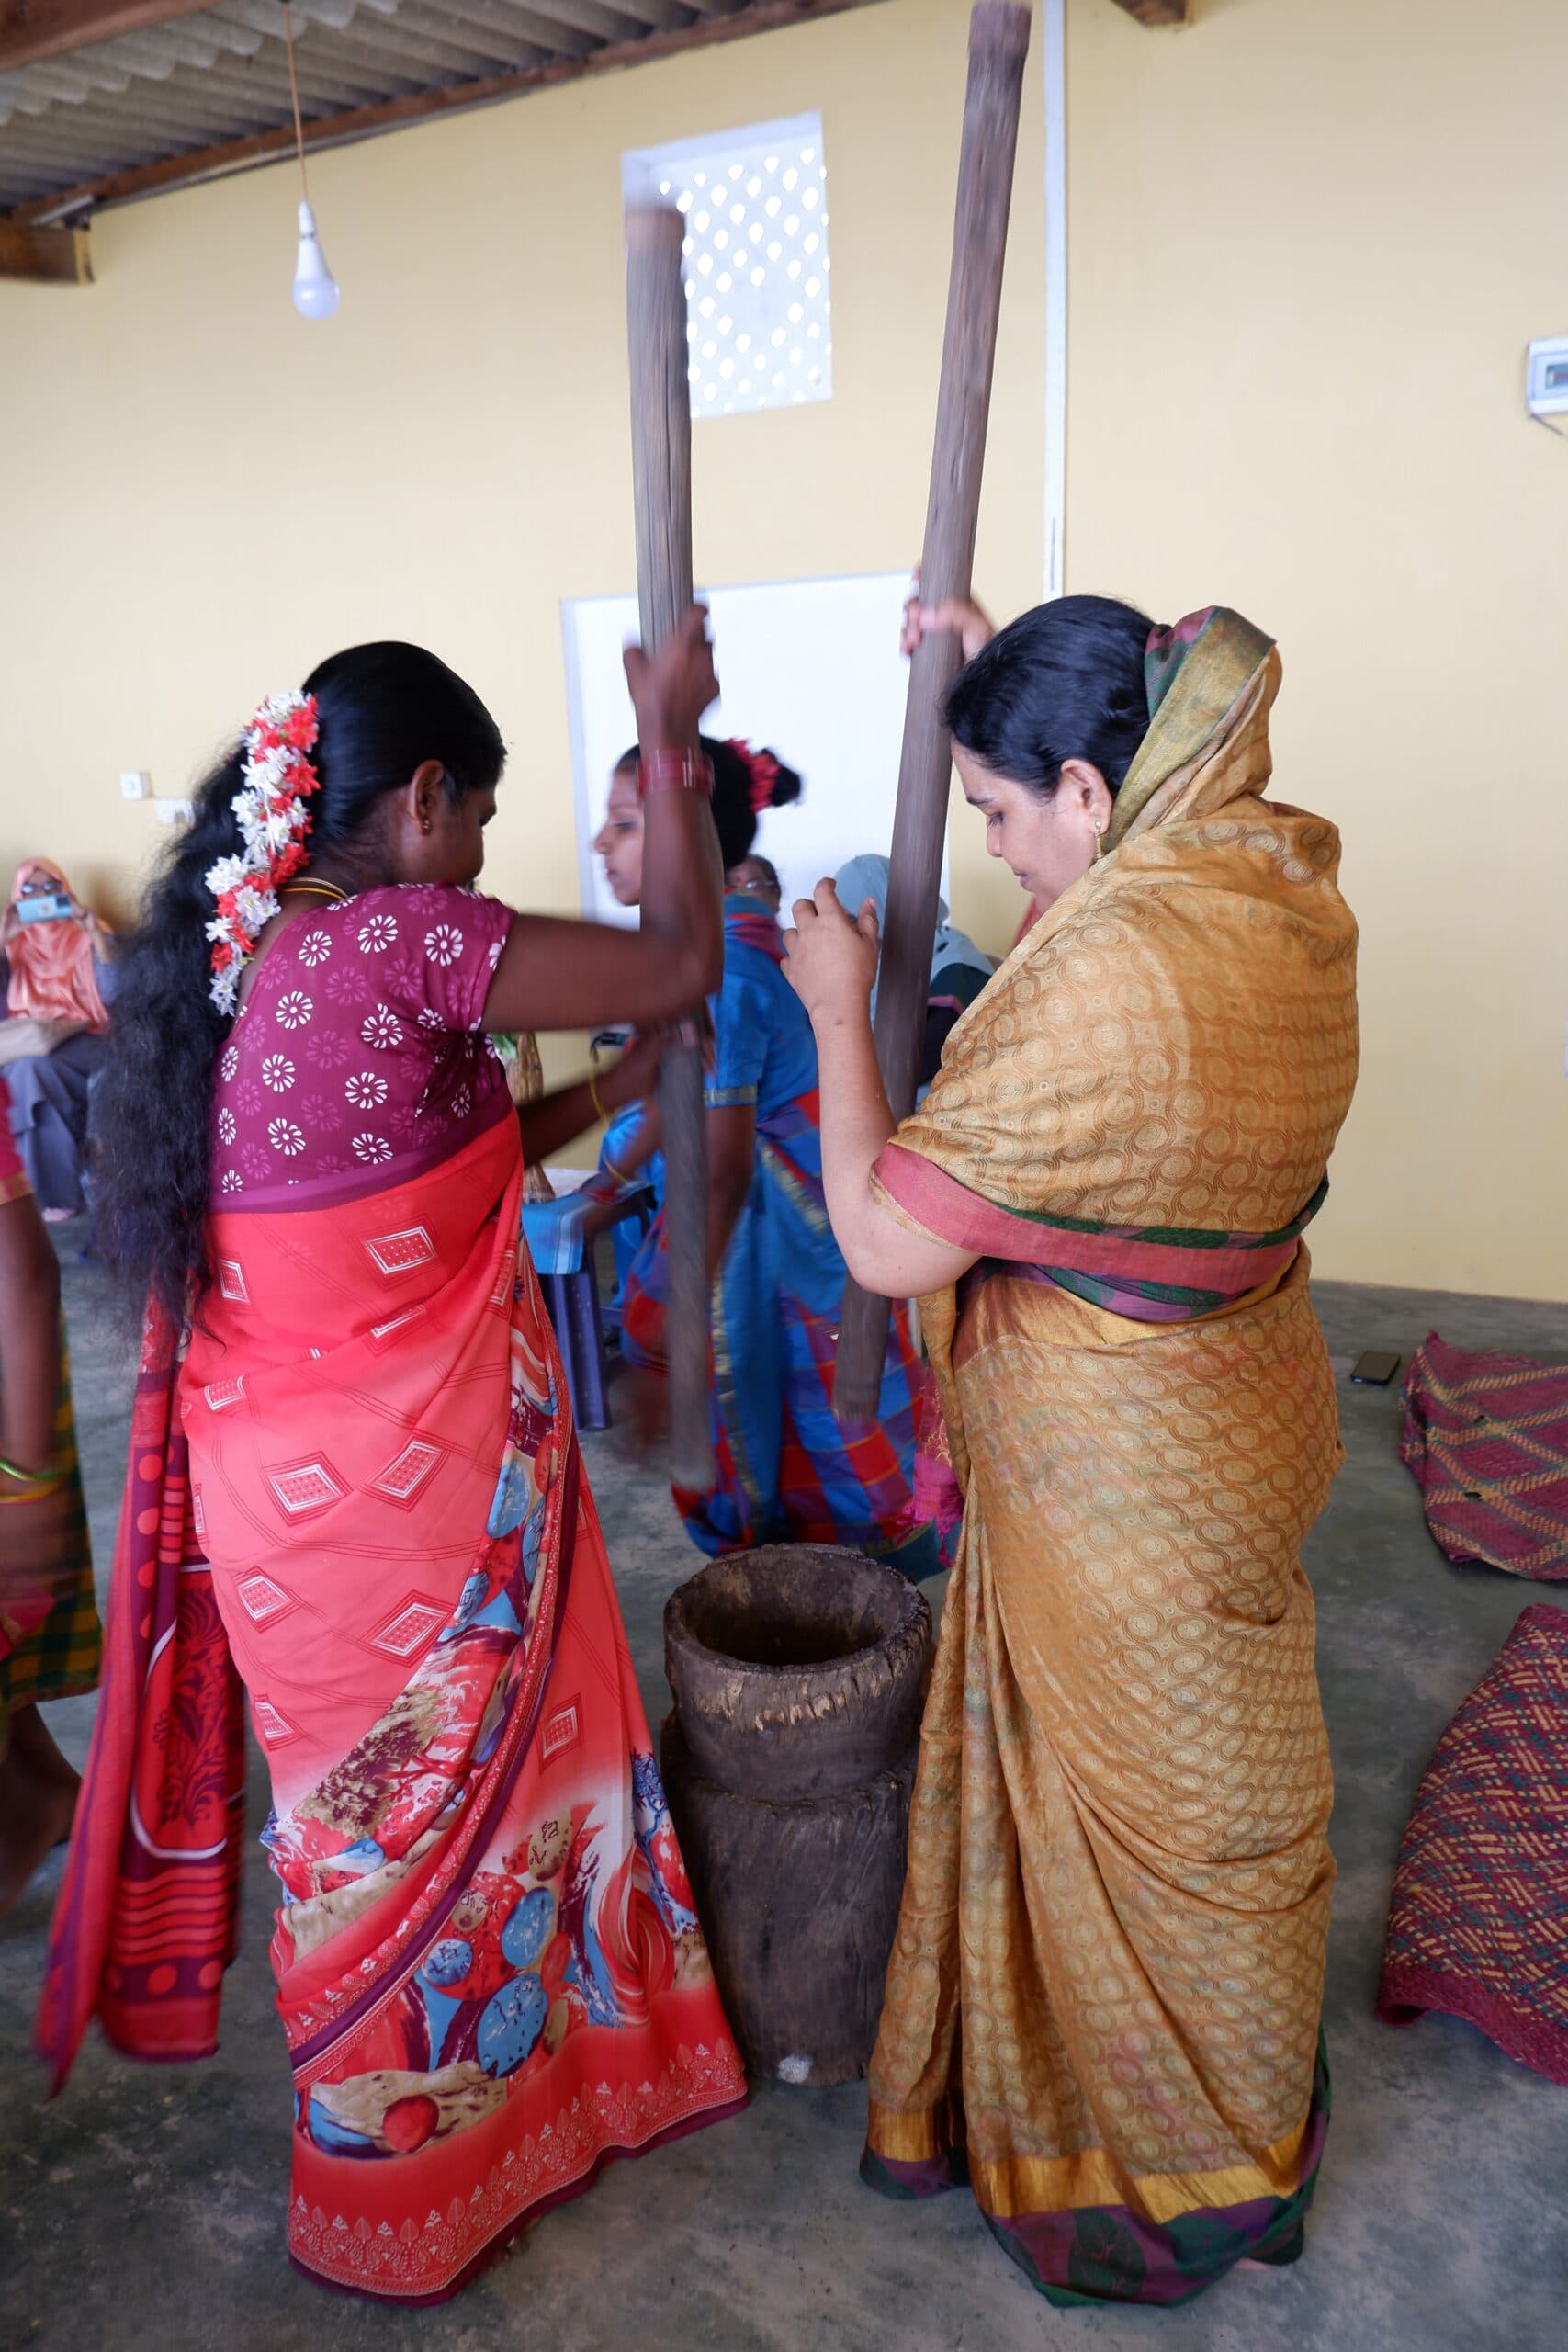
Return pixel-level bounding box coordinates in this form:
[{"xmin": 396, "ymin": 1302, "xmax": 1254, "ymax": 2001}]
[
  {"xmin": 1378, "ymin": 1601, "xmax": 1568, "ymax": 2082},
  {"xmin": 1401, "ymin": 1332, "xmax": 1568, "ymax": 1580}
]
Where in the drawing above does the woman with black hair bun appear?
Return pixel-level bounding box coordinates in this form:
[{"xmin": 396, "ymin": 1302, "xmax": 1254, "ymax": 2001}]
[
  {"xmin": 41, "ymin": 616, "xmax": 749, "ymax": 2301},
  {"xmin": 784, "ymin": 590, "xmax": 1359, "ymax": 2305},
  {"xmin": 590, "ymin": 736, "xmax": 932, "ymax": 1572}
]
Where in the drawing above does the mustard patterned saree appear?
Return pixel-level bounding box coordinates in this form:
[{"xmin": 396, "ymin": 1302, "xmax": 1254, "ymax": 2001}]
[{"xmin": 862, "ymin": 609, "xmax": 1359, "ymax": 2305}]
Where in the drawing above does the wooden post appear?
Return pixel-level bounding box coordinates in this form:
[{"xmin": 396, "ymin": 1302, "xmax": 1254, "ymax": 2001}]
[
  {"xmin": 832, "ymin": 1, "xmax": 1031, "ymax": 1425},
  {"xmin": 1111, "ymin": 1, "xmax": 1190, "ymax": 26},
  {"xmin": 0, "ymin": 220, "xmax": 92, "ymax": 286},
  {"xmin": 625, "ymin": 202, "xmax": 716, "ymax": 1494}
]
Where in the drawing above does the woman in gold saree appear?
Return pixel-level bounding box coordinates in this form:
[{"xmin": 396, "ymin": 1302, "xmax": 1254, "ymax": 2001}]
[{"xmin": 783, "ymin": 596, "xmax": 1358, "ymax": 2306}]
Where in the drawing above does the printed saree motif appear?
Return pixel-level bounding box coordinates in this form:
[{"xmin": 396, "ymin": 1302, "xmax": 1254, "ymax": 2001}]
[
  {"xmin": 41, "ymin": 1114, "xmax": 743, "ymax": 2302},
  {"xmin": 863, "ymin": 608, "xmax": 1359, "ymax": 2304},
  {"xmin": 38, "ymin": 1308, "xmax": 243, "ymax": 2068}
]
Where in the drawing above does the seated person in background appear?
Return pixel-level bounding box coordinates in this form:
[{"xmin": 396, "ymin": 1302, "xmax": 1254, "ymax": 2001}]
[
  {"xmin": 724, "ymin": 852, "xmax": 782, "ymax": 912},
  {"xmin": 0, "ymin": 861, "xmax": 114, "ymax": 1222},
  {"xmin": 834, "ymin": 851, "xmax": 994, "ymax": 1093}
]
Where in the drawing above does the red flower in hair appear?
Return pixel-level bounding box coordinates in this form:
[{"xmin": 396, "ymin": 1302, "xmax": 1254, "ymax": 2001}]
[
  {"xmin": 254, "ymin": 704, "xmax": 321, "ymax": 757},
  {"xmin": 727, "ymin": 738, "xmax": 781, "ymax": 813}
]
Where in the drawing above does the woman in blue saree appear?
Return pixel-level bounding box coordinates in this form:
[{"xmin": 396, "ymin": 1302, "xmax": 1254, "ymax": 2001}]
[{"xmin": 590, "ymin": 740, "xmax": 932, "ymax": 1569}]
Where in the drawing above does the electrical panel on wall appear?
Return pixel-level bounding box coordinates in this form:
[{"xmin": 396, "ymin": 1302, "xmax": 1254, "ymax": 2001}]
[{"xmin": 623, "ymin": 115, "xmax": 832, "ymax": 420}]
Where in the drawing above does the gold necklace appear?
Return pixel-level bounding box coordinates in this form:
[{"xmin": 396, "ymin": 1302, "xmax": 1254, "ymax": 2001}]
[{"xmin": 280, "ymin": 878, "xmax": 349, "ymax": 903}]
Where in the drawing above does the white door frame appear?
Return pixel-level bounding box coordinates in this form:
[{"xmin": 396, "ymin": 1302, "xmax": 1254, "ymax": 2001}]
[{"xmin": 1043, "ymin": 0, "xmax": 1067, "ymax": 599}]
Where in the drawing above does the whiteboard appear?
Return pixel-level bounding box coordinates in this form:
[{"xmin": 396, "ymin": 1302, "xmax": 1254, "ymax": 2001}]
[{"xmin": 561, "ymin": 571, "xmax": 947, "ymax": 927}]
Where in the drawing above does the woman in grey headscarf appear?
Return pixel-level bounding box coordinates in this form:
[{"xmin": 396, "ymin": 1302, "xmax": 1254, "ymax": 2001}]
[{"xmin": 833, "ymin": 853, "xmax": 994, "ymax": 1093}]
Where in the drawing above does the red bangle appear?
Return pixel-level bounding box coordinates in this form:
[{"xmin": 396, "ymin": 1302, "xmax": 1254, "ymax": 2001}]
[{"xmin": 638, "ymin": 748, "xmax": 714, "ymax": 799}]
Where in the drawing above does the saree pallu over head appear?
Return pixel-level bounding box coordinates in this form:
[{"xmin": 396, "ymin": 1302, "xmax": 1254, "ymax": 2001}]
[
  {"xmin": 879, "ymin": 609, "xmax": 1357, "ymax": 1342},
  {"xmin": 41, "ymin": 1112, "xmax": 742, "ymax": 2303},
  {"xmin": 863, "ymin": 609, "xmax": 1359, "ymax": 2305},
  {"xmin": 6, "ymin": 858, "xmax": 110, "ymax": 1031}
]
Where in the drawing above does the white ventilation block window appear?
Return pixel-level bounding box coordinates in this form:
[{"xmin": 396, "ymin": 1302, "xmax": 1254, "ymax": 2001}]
[{"xmin": 622, "ymin": 113, "xmax": 832, "ymax": 419}]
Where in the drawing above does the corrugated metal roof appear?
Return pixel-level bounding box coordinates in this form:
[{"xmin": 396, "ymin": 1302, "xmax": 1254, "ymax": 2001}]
[{"xmin": 0, "ymin": 1, "xmax": 865, "ymax": 222}]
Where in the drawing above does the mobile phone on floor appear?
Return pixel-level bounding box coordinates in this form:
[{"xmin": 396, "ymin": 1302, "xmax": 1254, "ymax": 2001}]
[{"xmin": 1351, "ymin": 1351, "xmax": 1402, "ymax": 1386}]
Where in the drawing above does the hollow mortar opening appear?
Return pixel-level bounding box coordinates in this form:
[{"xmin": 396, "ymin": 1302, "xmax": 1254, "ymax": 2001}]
[{"xmin": 678, "ymin": 1556, "xmax": 908, "ymax": 1673}]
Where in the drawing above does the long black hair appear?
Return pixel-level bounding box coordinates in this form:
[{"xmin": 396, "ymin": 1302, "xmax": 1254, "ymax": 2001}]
[
  {"xmin": 615, "ymin": 735, "xmax": 804, "ymax": 871},
  {"xmin": 96, "ymin": 642, "xmax": 506, "ymax": 1328},
  {"xmin": 944, "ymin": 594, "xmax": 1153, "ymax": 797}
]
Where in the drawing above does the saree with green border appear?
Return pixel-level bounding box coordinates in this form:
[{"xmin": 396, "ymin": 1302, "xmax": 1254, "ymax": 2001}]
[{"xmin": 861, "ymin": 608, "xmax": 1359, "ymax": 2305}]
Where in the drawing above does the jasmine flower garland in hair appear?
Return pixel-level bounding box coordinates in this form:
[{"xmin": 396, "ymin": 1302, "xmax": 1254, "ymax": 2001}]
[{"xmin": 205, "ymin": 690, "xmax": 321, "ymax": 1016}]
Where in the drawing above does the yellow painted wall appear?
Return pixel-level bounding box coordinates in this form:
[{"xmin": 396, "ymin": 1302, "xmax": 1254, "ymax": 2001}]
[
  {"xmin": 0, "ymin": 0, "xmax": 1042, "ymax": 1071},
  {"xmin": 3, "ymin": 0, "xmax": 1565, "ymax": 1297},
  {"xmin": 1064, "ymin": 0, "xmax": 1568, "ymax": 1298}
]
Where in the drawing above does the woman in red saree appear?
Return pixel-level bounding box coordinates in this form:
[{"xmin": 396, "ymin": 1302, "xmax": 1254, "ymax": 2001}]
[{"xmin": 40, "ymin": 626, "xmax": 746, "ymax": 2301}]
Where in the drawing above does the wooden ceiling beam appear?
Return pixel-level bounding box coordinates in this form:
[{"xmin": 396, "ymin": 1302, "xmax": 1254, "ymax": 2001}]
[
  {"xmin": 0, "ymin": 216, "xmax": 91, "ymax": 280},
  {"xmin": 0, "ymin": 2, "xmax": 215, "ymax": 73},
  {"xmin": 1111, "ymin": 0, "xmax": 1189, "ymax": 25},
  {"xmin": 8, "ymin": 0, "xmax": 880, "ymax": 225}
]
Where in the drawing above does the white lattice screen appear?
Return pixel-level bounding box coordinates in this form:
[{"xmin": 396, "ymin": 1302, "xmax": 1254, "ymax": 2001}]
[{"xmin": 622, "ymin": 113, "xmax": 832, "ymax": 419}]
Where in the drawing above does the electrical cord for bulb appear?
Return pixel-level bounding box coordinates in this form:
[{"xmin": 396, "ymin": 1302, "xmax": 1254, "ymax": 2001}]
[{"xmin": 282, "ymin": 5, "xmax": 310, "ymax": 199}]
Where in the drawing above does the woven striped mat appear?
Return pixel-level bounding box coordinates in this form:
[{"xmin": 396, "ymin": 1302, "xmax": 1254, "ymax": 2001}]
[
  {"xmin": 1378, "ymin": 1600, "xmax": 1568, "ymax": 2082},
  {"xmin": 1402, "ymin": 1333, "xmax": 1568, "ymax": 1581}
]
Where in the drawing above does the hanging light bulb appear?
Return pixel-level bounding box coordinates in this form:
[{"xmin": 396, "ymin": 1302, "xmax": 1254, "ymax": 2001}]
[
  {"xmin": 282, "ymin": 6, "xmax": 339, "ymax": 322},
  {"xmin": 292, "ymin": 198, "xmax": 339, "ymax": 320}
]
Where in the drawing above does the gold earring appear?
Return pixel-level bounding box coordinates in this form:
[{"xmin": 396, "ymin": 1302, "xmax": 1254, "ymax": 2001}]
[
  {"xmin": 421, "ymin": 817, "xmax": 432, "ymax": 835},
  {"xmin": 1091, "ymin": 825, "xmax": 1104, "ymax": 863}
]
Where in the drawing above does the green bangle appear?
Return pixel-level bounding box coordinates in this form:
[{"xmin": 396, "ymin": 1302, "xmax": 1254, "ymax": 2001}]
[{"xmin": 0, "ymin": 1454, "xmax": 65, "ymax": 1493}]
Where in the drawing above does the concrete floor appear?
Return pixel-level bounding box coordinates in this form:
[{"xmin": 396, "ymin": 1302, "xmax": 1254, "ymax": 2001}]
[{"xmin": 3, "ymin": 1232, "xmax": 1566, "ymax": 2352}]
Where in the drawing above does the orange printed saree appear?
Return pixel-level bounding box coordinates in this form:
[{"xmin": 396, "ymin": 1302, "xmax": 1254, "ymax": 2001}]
[
  {"xmin": 40, "ymin": 1113, "xmax": 743, "ymax": 2302},
  {"xmin": 862, "ymin": 609, "xmax": 1359, "ymax": 2303}
]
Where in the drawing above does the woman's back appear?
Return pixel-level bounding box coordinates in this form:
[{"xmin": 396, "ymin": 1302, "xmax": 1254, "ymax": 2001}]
[{"xmin": 210, "ymin": 882, "xmax": 512, "ymax": 1206}]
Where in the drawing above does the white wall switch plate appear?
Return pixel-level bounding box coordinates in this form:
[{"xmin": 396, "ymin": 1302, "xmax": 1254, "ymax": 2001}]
[
  {"xmin": 119, "ymin": 769, "xmax": 151, "ymax": 799},
  {"xmin": 152, "ymin": 797, "xmax": 193, "ymax": 825},
  {"xmin": 1527, "ymin": 336, "xmax": 1568, "ymax": 418}
]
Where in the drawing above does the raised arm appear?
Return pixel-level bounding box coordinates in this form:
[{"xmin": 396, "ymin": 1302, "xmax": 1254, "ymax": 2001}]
[
  {"xmin": 513, "ymin": 1031, "xmax": 666, "ymax": 1169},
  {"xmin": 705, "ymin": 1104, "xmax": 755, "ymax": 1279},
  {"xmin": 483, "ymin": 605, "xmax": 724, "ymax": 1036}
]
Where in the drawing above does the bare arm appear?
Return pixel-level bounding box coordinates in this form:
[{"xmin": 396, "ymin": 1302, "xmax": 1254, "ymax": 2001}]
[
  {"xmin": 705, "ymin": 1104, "xmax": 755, "ymax": 1278},
  {"xmin": 605, "ymin": 1100, "xmax": 661, "ymax": 1182},
  {"xmin": 0, "ymin": 1192, "xmax": 62, "ymax": 1474},
  {"xmin": 513, "ymin": 1032, "xmax": 663, "ymax": 1168},
  {"xmin": 0, "ymin": 1189, "xmax": 78, "ymax": 1610},
  {"xmin": 783, "ymin": 883, "xmax": 977, "ymax": 1301},
  {"xmin": 483, "ymin": 910, "xmax": 718, "ymax": 1037},
  {"xmin": 484, "ymin": 605, "xmax": 724, "ymax": 1035}
]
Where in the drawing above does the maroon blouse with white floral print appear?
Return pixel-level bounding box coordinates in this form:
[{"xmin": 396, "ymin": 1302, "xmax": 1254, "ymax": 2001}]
[{"xmin": 209, "ymin": 882, "xmax": 514, "ymax": 1211}]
